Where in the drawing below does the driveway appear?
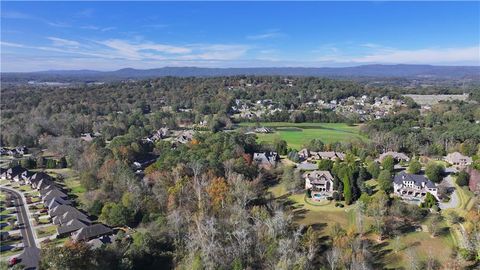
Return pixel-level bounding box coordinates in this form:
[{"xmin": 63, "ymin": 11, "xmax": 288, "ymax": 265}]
[
  {"xmin": 439, "ymin": 175, "xmax": 459, "ymax": 210},
  {"xmin": 1, "ymin": 186, "xmax": 40, "ymax": 269}
]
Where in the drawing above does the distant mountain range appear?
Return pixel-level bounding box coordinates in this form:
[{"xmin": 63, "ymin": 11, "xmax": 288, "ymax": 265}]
[{"xmin": 2, "ymin": 64, "xmax": 480, "ymax": 83}]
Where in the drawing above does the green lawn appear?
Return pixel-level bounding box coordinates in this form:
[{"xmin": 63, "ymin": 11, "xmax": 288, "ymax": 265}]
[
  {"xmin": 238, "ymin": 122, "xmax": 366, "ymax": 149},
  {"xmin": 64, "ymin": 176, "xmax": 86, "ymax": 196},
  {"xmin": 36, "ymin": 225, "xmax": 57, "ymax": 238},
  {"xmin": 0, "ymin": 247, "xmax": 23, "ymax": 260},
  {"xmin": 270, "ymin": 179, "xmax": 457, "ymax": 268},
  {"xmin": 269, "ymin": 181, "xmax": 355, "ymax": 235},
  {"xmin": 18, "ymin": 185, "xmax": 32, "ymax": 192}
]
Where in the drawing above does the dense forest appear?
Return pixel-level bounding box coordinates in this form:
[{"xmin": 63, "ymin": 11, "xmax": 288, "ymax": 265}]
[{"xmin": 1, "ymin": 76, "xmax": 479, "ymax": 147}]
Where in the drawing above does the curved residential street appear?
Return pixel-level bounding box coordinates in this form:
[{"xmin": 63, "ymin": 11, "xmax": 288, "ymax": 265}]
[{"xmin": 1, "ymin": 186, "xmax": 40, "ymax": 269}]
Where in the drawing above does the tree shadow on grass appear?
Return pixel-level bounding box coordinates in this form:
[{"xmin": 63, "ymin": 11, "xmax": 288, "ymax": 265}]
[{"xmin": 435, "ymin": 226, "xmax": 451, "ymax": 237}]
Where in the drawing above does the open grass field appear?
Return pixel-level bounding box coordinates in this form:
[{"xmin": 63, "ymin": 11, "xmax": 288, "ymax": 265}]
[{"xmin": 238, "ymin": 122, "xmax": 366, "ymax": 149}]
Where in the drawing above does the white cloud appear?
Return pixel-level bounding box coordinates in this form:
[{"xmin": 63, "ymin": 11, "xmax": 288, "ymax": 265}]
[
  {"xmin": 316, "ymin": 45, "xmax": 480, "ymax": 65},
  {"xmin": 80, "ymin": 25, "xmax": 116, "ymax": 32},
  {"xmin": 247, "ymin": 30, "xmax": 286, "ymax": 40},
  {"xmin": 353, "ymin": 46, "xmax": 480, "ymax": 64},
  {"xmin": 47, "ymin": 37, "xmax": 80, "ymax": 48},
  {"xmin": 46, "ymin": 21, "xmax": 70, "ymax": 28},
  {"xmin": 143, "ymin": 24, "xmax": 169, "ymax": 29},
  {"xmin": 98, "ymin": 39, "xmax": 192, "ymax": 59}
]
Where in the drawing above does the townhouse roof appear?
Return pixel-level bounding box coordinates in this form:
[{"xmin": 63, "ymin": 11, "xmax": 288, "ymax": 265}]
[{"xmin": 72, "ymin": 224, "xmax": 113, "ymax": 242}]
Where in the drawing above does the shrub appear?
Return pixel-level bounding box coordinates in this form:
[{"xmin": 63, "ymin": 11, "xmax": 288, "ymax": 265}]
[
  {"xmin": 456, "ymin": 171, "xmax": 469, "ymax": 187},
  {"xmin": 407, "ymin": 159, "xmax": 422, "ymax": 174},
  {"xmin": 425, "ymin": 162, "xmax": 445, "ymax": 183}
]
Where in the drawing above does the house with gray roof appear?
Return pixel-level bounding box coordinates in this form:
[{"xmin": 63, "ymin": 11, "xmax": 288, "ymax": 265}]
[
  {"xmin": 72, "ymin": 224, "xmax": 113, "ymax": 242},
  {"xmin": 0, "ymin": 168, "xmax": 7, "ymax": 180},
  {"xmin": 303, "ymin": 170, "xmax": 335, "ymax": 200},
  {"xmin": 393, "ymin": 171, "xmax": 438, "ymax": 201},
  {"xmin": 53, "ymin": 210, "xmax": 90, "ymax": 225},
  {"xmin": 377, "ymin": 151, "xmax": 410, "ymax": 163},
  {"xmin": 444, "ymin": 152, "xmax": 472, "ymax": 167},
  {"xmin": 42, "ymin": 189, "xmax": 68, "ymax": 201},
  {"xmin": 33, "ymin": 178, "xmax": 54, "ymax": 190},
  {"xmin": 6, "ymin": 166, "xmax": 28, "ymax": 182},
  {"xmin": 298, "ymin": 148, "xmax": 311, "ymax": 160},
  {"xmin": 46, "ymin": 197, "xmax": 72, "ymax": 209},
  {"xmin": 253, "ymin": 152, "xmax": 279, "ymax": 168},
  {"xmin": 39, "ymin": 185, "xmax": 59, "ymax": 196},
  {"xmin": 174, "ymin": 130, "xmax": 195, "ymax": 144},
  {"xmin": 49, "ymin": 205, "xmax": 78, "ymax": 218},
  {"xmin": 296, "ymin": 162, "xmax": 318, "ymax": 171},
  {"xmin": 27, "ymin": 172, "xmax": 52, "ymax": 185},
  {"xmin": 57, "ymin": 219, "xmax": 90, "ymax": 238}
]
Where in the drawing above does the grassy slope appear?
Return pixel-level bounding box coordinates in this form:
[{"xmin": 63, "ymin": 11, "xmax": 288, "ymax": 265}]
[
  {"xmin": 269, "ymin": 180, "xmax": 456, "ymax": 268},
  {"xmin": 238, "ymin": 122, "xmax": 366, "ymax": 149}
]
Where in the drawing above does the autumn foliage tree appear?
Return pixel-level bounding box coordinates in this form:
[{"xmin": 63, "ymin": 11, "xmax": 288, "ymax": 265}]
[{"xmin": 207, "ymin": 177, "xmax": 229, "ymax": 210}]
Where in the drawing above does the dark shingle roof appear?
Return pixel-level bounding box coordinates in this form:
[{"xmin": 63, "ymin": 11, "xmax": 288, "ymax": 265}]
[
  {"xmin": 30, "ymin": 172, "xmax": 52, "ymax": 183},
  {"xmin": 7, "ymin": 166, "xmax": 27, "ymax": 177},
  {"xmin": 49, "ymin": 205, "xmax": 78, "ymax": 217},
  {"xmin": 43, "ymin": 189, "xmax": 68, "ymax": 200},
  {"xmin": 72, "ymin": 224, "xmax": 113, "ymax": 242},
  {"xmin": 57, "ymin": 219, "xmax": 89, "ymax": 235},
  {"xmin": 46, "ymin": 197, "xmax": 72, "ymax": 209},
  {"xmin": 53, "ymin": 210, "xmax": 90, "ymax": 225},
  {"xmin": 394, "ymin": 171, "xmax": 436, "ymax": 188}
]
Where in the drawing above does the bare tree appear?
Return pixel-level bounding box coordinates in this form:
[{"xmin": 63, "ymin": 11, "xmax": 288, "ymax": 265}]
[
  {"xmin": 427, "ymin": 214, "xmax": 442, "ymax": 237},
  {"xmin": 425, "ymin": 251, "xmax": 439, "ymax": 270},
  {"xmin": 406, "ymin": 248, "xmax": 420, "ymax": 270},
  {"xmin": 326, "ymin": 247, "xmax": 340, "ymax": 270},
  {"xmin": 392, "ymin": 235, "xmax": 402, "ymax": 254}
]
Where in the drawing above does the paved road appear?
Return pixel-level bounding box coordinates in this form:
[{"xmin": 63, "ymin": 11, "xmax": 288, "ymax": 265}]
[
  {"xmin": 439, "ymin": 175, "xmax": 459, "ymax": 210},
  {"xmin": 1, "ymin": 187, "xmax": 40, "ymax": 269}
]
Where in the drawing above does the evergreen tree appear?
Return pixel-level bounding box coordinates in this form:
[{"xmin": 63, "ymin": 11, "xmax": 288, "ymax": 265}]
[
  {"xmin": 343, "ymin": 174, "xmax": 352, "ymax": 205},
  {"xmin": 382, "ymin": 155, "xmax": 395, "ymax": 172}
]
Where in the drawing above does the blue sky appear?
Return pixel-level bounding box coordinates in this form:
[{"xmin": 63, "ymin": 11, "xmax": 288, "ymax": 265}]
[{"xmin": 1, "ymin": 1, "xmax": 479, "ymax": 71}]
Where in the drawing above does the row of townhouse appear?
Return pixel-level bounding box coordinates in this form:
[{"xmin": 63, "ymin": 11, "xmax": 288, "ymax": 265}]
[{"xmin": 1, "ymin": 166, "xmax": 114, "ymax": 244}]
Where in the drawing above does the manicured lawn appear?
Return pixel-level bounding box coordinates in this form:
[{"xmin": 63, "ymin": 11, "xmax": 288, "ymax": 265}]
[
  {"xmin": 36, "ymin": 225, "xmax": 57, "ymax": 238},
  {"xmin": 0, "ymin": 247, "xmax": 23, "ymax": 259},
  {"xmin": 41, "ymin": 236, "xmax": 68, "ymax": 248},
  {"xmin": 0, "ymin": 209, "xmax": 12, "ymax": 216},
  {"xmin": 238, "ymin": 122, "xmax": 366, "ymax": 149},
  {"xmin": 0, "ymin": 179, "xmax": 9, "ymax": 185},
  {"xmin": 18, "ymin": 185, "xmax": 32, "ymax": 192},
  {"xmin": 0, "ymin": 225, "xmax": 13, "ymax": 233},
  {"xmin": 38, "ymin": 218, "xmax": 51, "ymax": 225},
  {"xmin": 269, "ymin": 181, "xmax": 355, "ymax": 235},
  {"xmin": 64, "ymin": 176, "xmax": 86, "ymax": 195}
]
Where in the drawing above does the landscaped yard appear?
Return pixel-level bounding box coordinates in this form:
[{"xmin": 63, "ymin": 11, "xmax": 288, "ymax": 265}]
[
  {"xmin": 269, "ymin": 181, "xmax": 356, "ymax": 234},
  {"xmin": 269, "ymin": 180, "xmax": 457, "ymax": 268},
  {"xmin": 238, "ymin": 122, "xmax": 366, "ymax": 149},
  {"xmin": 36, "ymin": 225, "xmax": 57, "ymax": 238},
  {"xmin": 18, "ymin": 185, "xmax": 33, "ymax": 192},
  {"xmin": 0, "ymin": 247, "xmax": 23, "ymax": 260}
]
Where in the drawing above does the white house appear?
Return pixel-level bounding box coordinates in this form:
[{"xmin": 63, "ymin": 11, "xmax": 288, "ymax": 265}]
[{"xmin": 393, "ymin": 171, "xmax": 438, "ymax": 201}]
